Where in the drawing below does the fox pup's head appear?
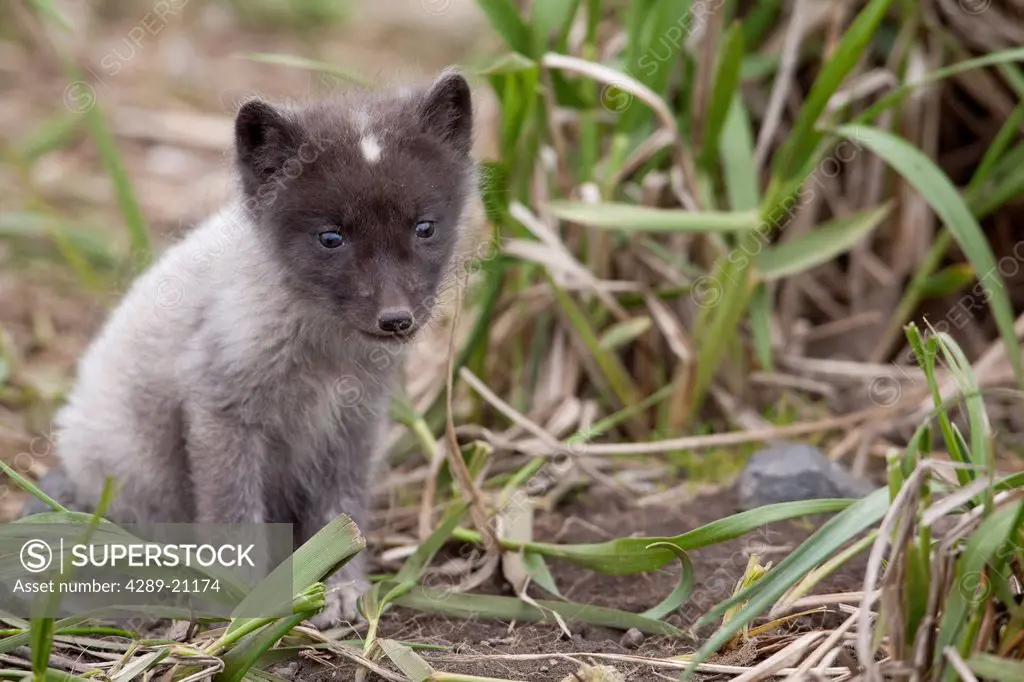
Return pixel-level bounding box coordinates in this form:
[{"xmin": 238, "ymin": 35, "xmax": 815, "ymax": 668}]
[{"xmin": 233, "ymin": 71, "xmax": 474, "ymax": 339}]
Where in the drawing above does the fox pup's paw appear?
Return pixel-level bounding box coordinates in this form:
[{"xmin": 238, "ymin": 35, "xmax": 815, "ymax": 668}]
[{"xmin": 309, "ymin": 575, "xmax": 370, "ymax": 629}]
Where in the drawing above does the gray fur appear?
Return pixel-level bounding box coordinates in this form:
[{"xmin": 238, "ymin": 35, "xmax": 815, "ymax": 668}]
[
  {"xmin": 51, "ymin": 71, "xmax": 475, "ymax": 627},
  {"xmin": 18, "ymin": 468, "xmax": 78, "ymax": 517}
]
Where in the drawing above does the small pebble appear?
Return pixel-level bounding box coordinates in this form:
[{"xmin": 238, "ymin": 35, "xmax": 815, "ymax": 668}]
[
  {"xmin": 268, "ymin": 662, "xmax": 298, "ymax": 681},
  {"xmin": 561, "ymin": 663, "xmax": 626, "ymax": 682},
  {"xmin": 539, "ymin": 666, "xmax": 549, "ymax": 673},
  {"xmin": 620, "ymin": 627, "xmax": 645, "ymax": 649},
  {"xmin": 164, "ymin": 620, "xmax": 192, "ymax": 642}
]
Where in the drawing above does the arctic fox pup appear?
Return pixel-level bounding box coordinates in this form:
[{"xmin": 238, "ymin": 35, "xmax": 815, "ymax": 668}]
[{"xmin": 51, "ymin": 70, "xmax": 475, "ymax": 626}]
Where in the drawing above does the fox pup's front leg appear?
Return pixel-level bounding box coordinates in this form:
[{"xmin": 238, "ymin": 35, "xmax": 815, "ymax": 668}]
[
  {"xmin": 300, "ymin": 480, "xmax": 371, "ymax": 628},
  {"xmin": 184, "ymin": 401, "xmax": 268, "ymax": 525}
]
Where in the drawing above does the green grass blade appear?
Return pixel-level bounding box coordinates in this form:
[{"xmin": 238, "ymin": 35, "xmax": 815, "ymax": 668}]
[
  {"xmin": 967, "ymin": 654, "xmax": 1024, "ymax": 682},
  {"xmin": 50, "ymin": 671, "xmax": 93, "ymax": 682},
  {"xmin": 856, "ymin": 48, "xmax": 1024, "ymax": 126},
  {"xmin": 279, "ymin": 514, "xmax": 364, "ymax": 600},
  {"xmin": 26, "ymin": 0, "xmax": 147, "ymax": 269},
  {"xmin": 393, "ymin": 503, "xmax": 470, "ymax": 589},
  {"xmin": 76, "ymin": 84, "xmax": 150, "ymax": 267},
  {"xmin": 421, "ymin": 257, "xmax": 506, "ymax": 431},
  {"xmin": 29, "ymin": 618, "xmax": 54, "ymax": 682},
  {"xmin": 393, "ymin": 587, "xmax": 681, "ymax": 636},
  {"xmin": 530, "ymin": 0, "xmax": 579, "ymax": 54},
  {"xmin": 968, "ymin": 102, "xmax": 1024, "ymax": 193},
  {"xmin": 699, "ymin": 22, "xmax": 744, "ymax": 171},
  {"xmin": 380, "ymin": 639, "xmax": 523, "ymax": 682},
  {"xmin": 27, "ymin": 482, "xmax": 116, "ymax": 681},
  {"xmin": 0, "ymin": 212, "xmax": 121, "ymax": 272},
  {"xmin": 229, "ymin": 514, "xmax": 364, "ymax": 623},
  {"xmin": 240, "ymin": 53, "xmax": 373, "ymax": 88},
  {"xmin": 478, "ymin": 52, "xmax": 537, "ymax": 78},
  {"xmin": 920, "ymin": 264, "xmax": 976, "ymax": 300},
  {"xmin": 27, "ymin": 0, "xmax": 71, "ymax": 31},
  {"xmin": 521, "ymin": 551, "xmax": 563, "ymax": 599},
  {"xmin": 718, "ymin": 90, "xmax": 766, "ymax": 371},
  {"xmin": 216, "ymin": 612, "xmax": 309, "ymax": 682},
  {"xmin": 931, "ymin": 330, "xmax": 992, "ymax": 491},
  {"xmin": 549, "ymin": 201, "xmax": 760, "ymax": 232},
  {"xmin": 934, "ymin": 502, "xmax": 1021, "ymax": 675},
  {"xmin": 639, "ymin": 543, "xmax": 693, "ymax": 620},
  {"xmin": 836, "ymin": 124, "xmax": 1024, "ymax": 387},
  {"xmin": 477, "ymin": 0, "xmax": 533, "ymax": 56},
  {"xmin": 598, "ymin": 316, "xmax": 652, "ymax": 350},
  {"xmin": 549, "ymin": 279, "xmax": 642, "ymax": 412},
  {"xmin": 907, "ymin": 326, "xmax": 972, "ymax": 484},
  {"xmin": 618, "ymin": 0, "xmax": 691, "ymax": 132},
  {"xmin": 689, "ymin": 234, "xmax": 757, "ymax": 418},
  {"xmin": 748, "ymin": 284, "xmax": 773, "ymax": 371},
  {"xmin": 361, "ymin": 503, "xmax": 470, "ymax": 652},
  {"xmin": 872, "ymin": 228, "xmax": 954, "ymax": 360},
  {"xmin": 739, "ymin": 0, "xmax": 782, "ymax": 48},
  {"xmin": 110, "ymin": 649, "xmax": 169, "ymax": 682},
  {"xmin": 14, "ymin": 112, "xmax": 85, "ymax": 162},
  {"xmin": 756, "ymin": 204, "xmax": 892, "ymax": 281},
  {"xmin": 454, "ymin": 499, "xmax": 856, "ymax": 574},
  {"xmin": 969, "ymin": 158, "xmax": 1024, "ymax": 219},
  {"xmin": 0, "ymin": 618, "xmax": 82, "ymax": 655},
  {"xmin": 379, "ymin": 639, "xmax": 434, "ymax": 681},
  {"xmin": 771, "ymin": 0, "xmax": 895, "ymax": 186},
  {"xmin": 682, "ymin": 489, "xmax": 889, "ymax": 679},
  {"xmin": 0, "ymin": 460, "xmax": 67, "ymax": 513},
  {"xmin": 720, "ymin": 95, "xmax": 760, "ymax": 211}
]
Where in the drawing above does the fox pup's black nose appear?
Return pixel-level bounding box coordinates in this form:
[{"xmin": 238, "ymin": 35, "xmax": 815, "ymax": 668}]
[{"xmin": 378, "ymin": 309, "xmax": 414, "ymax": 334}]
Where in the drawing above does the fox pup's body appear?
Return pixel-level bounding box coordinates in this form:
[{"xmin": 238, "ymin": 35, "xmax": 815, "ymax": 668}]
[{"xmin": 50, "ymin": 71, "xmax": 475, "ymax": 625}]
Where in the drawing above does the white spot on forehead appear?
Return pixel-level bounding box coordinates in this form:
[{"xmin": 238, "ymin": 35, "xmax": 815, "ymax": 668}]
[
  {"xmin": 360, "ymin": 135, "xmax": 382, "ymax": 163},
  {"xmin": 352, "ymin": 108, "xmax": 370, "ymax": 132}
]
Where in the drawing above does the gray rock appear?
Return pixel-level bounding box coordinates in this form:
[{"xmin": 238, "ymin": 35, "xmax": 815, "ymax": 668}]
[
  {"xmin": 619, "ymin": 627, "xmax": 645, "ymax": 649},
  {"xmin": 738, "ymin": 442, "xmax": 874, "ymax": 511}
]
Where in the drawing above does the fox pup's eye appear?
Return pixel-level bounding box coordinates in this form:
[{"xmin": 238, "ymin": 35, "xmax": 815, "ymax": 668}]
[
  {"xmin": 414, "ymin": 220, "xmax": 436, "ymax": 239},
  {"xmin": 318, "ymin": 231, "xmax": 344, "ymax": 249}
]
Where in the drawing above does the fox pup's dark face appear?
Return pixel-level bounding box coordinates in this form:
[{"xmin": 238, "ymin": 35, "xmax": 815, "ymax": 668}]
[{"xmin": 233, "ymin": 72, "xmax": 474, "ymax": 339}]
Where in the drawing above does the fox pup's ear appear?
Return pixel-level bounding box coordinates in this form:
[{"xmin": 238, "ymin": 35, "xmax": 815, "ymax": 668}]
[
  {"xmin": 234, "ymin": 98, "xmax": 301, "ymax": 196},
  {"xmin": 418, "ymin": 70, "xmax": 473, "ymax": 155}
]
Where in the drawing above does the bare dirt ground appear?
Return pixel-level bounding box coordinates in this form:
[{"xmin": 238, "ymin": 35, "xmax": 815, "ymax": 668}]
[{"xmin": 307, "ymin": 489, "xmax": 868, "ymax": 680}]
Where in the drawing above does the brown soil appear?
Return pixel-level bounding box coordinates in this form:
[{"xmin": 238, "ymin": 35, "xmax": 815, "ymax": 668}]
[{"xmin": 299, "ymin": 488, "xmax": 869, "ymax": 681}]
